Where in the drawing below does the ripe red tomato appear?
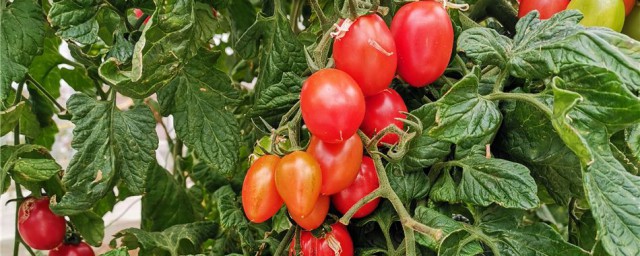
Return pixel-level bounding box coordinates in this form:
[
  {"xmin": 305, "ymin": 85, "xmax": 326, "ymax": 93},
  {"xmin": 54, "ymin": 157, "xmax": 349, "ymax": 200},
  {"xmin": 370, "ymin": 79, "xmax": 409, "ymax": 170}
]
[
  {"xmin": 517, "ymin": 0, "xmax": 570, "ymax": 19},
  {"xmin": 333, "ymin": 14, "xmax": 397, "ymax": 96},
  {"xmin": 391, "ymin": 1, "xmax": 453, "ymax": 87},
  {"xmin": 49, "ymin": 242, "xmax": 95, "ymax": 256},
  {"xmin": 300, "ymin": 69, "xmax": 366, "ymax": 144},
  {"xmin": 360, "ymin": 88, "xmax": 407, "ymax": 145},
  {"xmin": 290, "ymin": 195, "xmax": 330, "ymax": 230},
  {"xmin": 275, "ymin": 151, "xmax": 322, "ymax": 217},
  {"xmin": 307, "ymin": 134, "xmax": 363, "ymax": 195},
  {"xmin": 332, "ymin": 157, "xmax": 380, "ymax": 219},
  {"xmin": 18, "ymin": 197, "xmax": 66, "ymax": 250},
  {"xmin": 133, "ymin": 9, "xmax": 150, "ymax": 24},
  {"xmin": 242, "ymin": 155, "xmax": 284, "ymax": 223},
  {"xmin": 289, "ymin": 223, "xmax": 354, "ymax": 256},
  {"xmin": 625, "ymin": 0, "xmax": 637, "ymax": 15}
]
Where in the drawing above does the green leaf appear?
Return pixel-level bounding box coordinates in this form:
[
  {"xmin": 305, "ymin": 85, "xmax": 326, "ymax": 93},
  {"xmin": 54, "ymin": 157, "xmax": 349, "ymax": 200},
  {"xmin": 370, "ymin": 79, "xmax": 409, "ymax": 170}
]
[
  {"xmin": 457, "ymin": 27, "xmax": 513, "ymax": 68},
  {"xmin": 100, "ymin": 247, "xmax": 130, "ymax": 256},
  {"xmin": 12, "ymin": 158, "xmax": 60, "ymax": 183},
  {"xmin": 1, "ymin": 144, "xmax": 53, "ymax": 193},
  {"xmin": 569, "ymin": 211, "xmax": 598, "ymax": 251},
  {"xmin": 99, "ymin": 0, "xmax": 217, "ymax": 98},
  {"xmin": 213, "ymin": 185, "xmax": 248, "ymax": 229},
  {"xmin": 495, "ymin": 94, "xmax": 583, "ymax": 204},
  {"xmin": 430, "ymin": 69, "xmax": 501, "ymax": 145},
  {"xmin": 112, "ymin": 221, "xmax": 218, "ymax": 255},
  {"xmin": 190, "ymin": 162, "xmax": 243, "ymax": 193},
  {"xmin": 157, "ymin": 50, "xmax": 241, "ymax": 175},
  {"xmin": 401, "ymin": 103, "xmax": 452, "ymax": 171},
  {"xmin": 438, "ymin": 230, "xmax": 484, "ymax": 256},
  {"xmin": 105, "ymin": 31, "xmax": 134, "ymax": 64},
  {"xmin": 413, "ymin": 206, "xmax": 465, "ymax": 250},
  {"xmin": 358, "ymin": 201, "xmax": 399, "ymax": 240},
  {"xmin": 0, "ymin": 101, "xmax": 26, "ymax": 135},
  {"xmin": 53, "ymin": 93, "xmax": 158, "ymax": 215},
  {"xmin": 0, "ymin": 0, "xmax": 46, "ymax": 99},
  {"xmin": 236, "ymin": 9, "xmax": 307, "ymax": 121},
  {"xmin": 48, "ymin": 0, "xmax": 101, "ymax": 44},
  {"xmin": 432, "ymin": 156, "xmax": 539, "ymax": 209},
  {"xmin": 69, "ymin": 210, "xmax": 105, "ymax": 246},
  {"xmin": 387, "ymin": 165, "xmax": 430, "ymax": 208},
  {"xmin": 142, "ymin": 163, "xmax": 203, "ymax": 232}
]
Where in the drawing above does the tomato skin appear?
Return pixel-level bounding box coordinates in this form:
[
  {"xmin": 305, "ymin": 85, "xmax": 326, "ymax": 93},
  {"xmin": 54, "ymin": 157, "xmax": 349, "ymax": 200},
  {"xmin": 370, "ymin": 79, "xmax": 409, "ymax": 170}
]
[
  {"xmin": 518, "ymin": 0, "xmax": 570, "ymax": 19},
  {"xmin": 624, "ymin": 0, "xmax": 637, "ymax": 15},
  {"xmin": 18, "ymin": 197, "xmax": 66, "ymax": 250},
  {"xmin": 333, "ymin": 14, "xmax": 397, "ymax": 96},
  {"xmin": 275, "ymin": 151, "xmax": 323, "ymax": 217},
  {"xmin": 360, "ymin": 89, "xmax": 407, "ymax": 145},
  {"xmin": 133, "ymin": 9, "xmax": 150, "ymax": 24},
  {"xmin": 49, "ymin": 242, "xmax": 95, "ymax": 256},
  {"xmin": 567, "ymin": 0, "xmax": 626, "ymax": 32},
  {"xmin": 301, "ymin": 69, "xmax": 366, "ymax": 143},
  {"xmin": 623, "ymin": 6, "xmax": 640, "ymax": 40},
  {"xmin": 307, "ymin": 134, "xmax": 363, "ymax": 195},
  {"xmin": 391, "ymin": 1, "xmax": 453, "ymax": 87},
  {"xmin": 289, "ymin": 223, "xmax": 354, "ymax": 256},
  {"xmin": 242, "ymin": 155, "xmax": 284, "ymax": 223},
  {"xmin": 332, "ymin": 157, "xmax": 380, "ymax": 218},
  {"xmin": 290, "ymin": 196, "xmax": 330, "ymax": 230}
]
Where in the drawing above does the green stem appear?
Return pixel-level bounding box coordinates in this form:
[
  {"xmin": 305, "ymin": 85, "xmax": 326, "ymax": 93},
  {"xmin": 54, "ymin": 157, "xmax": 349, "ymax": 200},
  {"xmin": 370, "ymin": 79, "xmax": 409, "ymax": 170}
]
[
  {"xmin": 347, "ymin": 0, "xmax": 358, "ymax": 19},
  {"xmin": 454, "ymin": 55, "xmax": 469, "ymax": 75},
  {"xmin": 12, "ymin": 82, "xmax": 24, "ymax": 144},
  {"xmin": 486, "ymin": 0, "xmax": 518, "ymax": 34},
  {"xmin": 339, "ymin": 188, "xmax": 383, "ymax": 225},
  {"xmin": 484, "ymin": 92, "xmax": 553, "ymax": 118},
  {"xmin": 274, "ymin": 227, "xmax": 295, "ymax": 255},
  {"xmin": 26, "ymin": 75, "xmax": 66, "ymax": 112},
  {"xmin": 309, "ymin": 0, "xmax": 329, "ymax": 27},
  {"xmin": 290, "ymin": 0, "xmax": 303, "ymax": 33},
  {"xmin": 493, "ymin": 68, "xmax": 509, "ymax": 93}
]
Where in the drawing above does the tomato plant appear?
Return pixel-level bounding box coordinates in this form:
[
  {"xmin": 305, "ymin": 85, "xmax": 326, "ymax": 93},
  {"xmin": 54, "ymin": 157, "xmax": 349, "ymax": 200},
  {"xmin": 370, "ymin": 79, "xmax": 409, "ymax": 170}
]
[
  {"xmin": 17, "ymin": 197, "xmax": 66, "ymax": 250},
  {"xmin": 3, "ymin": 0, "xmax": 640, "ymax": 255},
  {"xmin": 289, "ymin": 223, "xmax": 354, "ymax": 256},
  {"xmin": 391, "ymin": 1, "xmax": 454, "ymax": 87},
  {"xmin": 332, "ymin": 157, "xmax": 380, "ymax": 219},
  {"xmin": 517, "ymin": 0, "xmax": 570, "ymax": 19},
  {"xmin": 300, "ymin": 68, "xmax": 366, "ymax": 143},
  {"xmin": 567, "ymin": 0, "xmax": 626, "ymax": 31},
  {"xmin": 49, "ymin": 242, "xmax": 95, "ymax": 256},
  {"xmin": 360, "ymin": 88, "xmax": 408, "ymax": 145},
  {"xmin": 307, "ymin": 134, "xmax": 363, "ymax": 195},
  {"xmin": 333, "ymin": 14, "xmax": 397, "ymax": 96},
  {"xmin": 242, "ymin": 155, "xmax": 283, "ymax": 223}
]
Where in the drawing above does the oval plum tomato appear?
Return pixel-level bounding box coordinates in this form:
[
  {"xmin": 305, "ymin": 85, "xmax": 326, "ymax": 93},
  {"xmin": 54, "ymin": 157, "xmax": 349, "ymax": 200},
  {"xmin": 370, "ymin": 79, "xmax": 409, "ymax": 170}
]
[
  {"xmin": 391, "ymin": 1, "xmax": 453, "ymax": 87},
  {"xmin": 517, "ymin": 0, "xmax": 570, "ymax": 19},
  {"xmin": 307, "ymin": 133, "xmax": 363, "ymax": 195},
  {"xmin": 623, "ymin": 5, "xmax": 640, "ymax": 40},
  {"xmin": 18, "ymin": 197, "xmax": 66, "ymax": 250},
  {"xmin": 567, "ymin": 0, "xmax": 626, "ymax": 32},
  {"xmin": 275, "ymin": 151, "xmax": 322, "ymax": 217},
  {"xmin": 289, "ymin": 223, "xmax": 354, "ymax": 256},
  {"xmin": 242, "ymin": 155, "xmax": 283, "ymax": 223},
  {"xmin": 133, "ymin": 9, "xmax": 150, "ymax": 24},
  {"xmin": 290, "ymin": 196, "xmax": 330, "ymax": 230},
  {"xmin": 360, "ymin": 88, "xmax": 408, "ymax": 145},
  {"xmin": 300, "ymin": 69, "xmax": 365, "ymax": 143},
  {"xmin": 333, "ymin": 14, "xmax": 397, "ymax": 96},
  {"xmin": 49, "ymin": 242, "xmax": 95, "ymax": 256},
  {"xmin": 624, "ymin": 0, "xmax": 636, "ymax": 15},
  {"xmin": 332, "ymin": 157, "xmax": 380, "ymax": 219}
]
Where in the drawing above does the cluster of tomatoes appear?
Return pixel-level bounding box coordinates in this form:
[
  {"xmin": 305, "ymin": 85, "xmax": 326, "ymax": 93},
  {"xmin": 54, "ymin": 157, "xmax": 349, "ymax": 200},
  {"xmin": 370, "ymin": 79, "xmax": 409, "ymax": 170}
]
[
  {"xmin": 517, "ymin": 0, "xmax": 639, "ymax": 40},
  {"xmin": 241, "ymin": 1, "xmax": 454, "ymax": 255},
  {"xmin": 17, "ymin": 197, "xmax": 95, "ymax": 256}
]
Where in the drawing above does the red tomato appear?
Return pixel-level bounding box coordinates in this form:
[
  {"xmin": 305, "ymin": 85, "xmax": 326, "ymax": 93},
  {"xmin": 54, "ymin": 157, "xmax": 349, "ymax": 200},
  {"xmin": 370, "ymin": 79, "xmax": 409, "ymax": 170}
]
[
  {"xmin": 242, "ymin": 155, "xmax": 284, "ymax": 223},
  {"xmin": 307, "ymin": 134, "xmax": 363, "ymax": 195},
  {"xmin": 332, "ymin": 157, "xmax": 380, "ymax": 218},
  {"xmin": 275, "ymin": 151, "xmax": 322, "ymax": 217},
  {"xmin": 360, "ymin": 88, "xmax": 407, "ymax": 145},
  {"xmin": 333, "ymin": 14, "xmax": 397, "ymax": 96},
  {"xmin": 290, "ymin": 196, "xmax": 330, "ymax": 230},
  {"xmin": 517, "ymin": 0, "xmax": 570, "ymax": 19},
  {"xmin": 625, "ymin": 0, "xmax": 637, "ymax": 15},
  {"xmin": 391, "ymin": 1, "xmax": 453, "ymax": 87},
  {"xmin": 18, "ymin": 197, "xmax": 66, "ymax": 250},
  {"xmin": 289, "ymin": 223, "xmax": 354, "ymax": 256},
  {"xmin": 49, "ymin": 242, "xmax": 95, "ymax": 256},
  {"xmin": 301, "ymin": 69, "xmax": 365, "ymax": 144},
  {"xmin": 133, "ymin": 9, "xmax": 150, "ymax": 24}
]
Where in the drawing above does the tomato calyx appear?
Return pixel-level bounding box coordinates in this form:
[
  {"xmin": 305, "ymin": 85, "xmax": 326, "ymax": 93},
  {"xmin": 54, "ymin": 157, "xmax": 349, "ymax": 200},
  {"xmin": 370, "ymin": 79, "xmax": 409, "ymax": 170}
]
[
  {"xmin": 435, "ymin": 0, "xmax": 470, "ymax": 11},
  {"xmin": 330, "ymin": 19, "xmax": 354, "ymax": 40},
  {"xmin": 63, "ymin": 233, "xmax": 83, "ymax": 246}
]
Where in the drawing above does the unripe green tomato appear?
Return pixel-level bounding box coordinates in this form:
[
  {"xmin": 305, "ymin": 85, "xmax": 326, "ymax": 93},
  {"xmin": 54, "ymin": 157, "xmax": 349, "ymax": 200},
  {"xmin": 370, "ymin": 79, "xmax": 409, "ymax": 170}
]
[
  {"xmin": 623, "ymin": 6, "xmax": 640, "ymax": 40},
  {"xmin": 567, "ymin": 0, "xmax": 626, "ymax": 32}
]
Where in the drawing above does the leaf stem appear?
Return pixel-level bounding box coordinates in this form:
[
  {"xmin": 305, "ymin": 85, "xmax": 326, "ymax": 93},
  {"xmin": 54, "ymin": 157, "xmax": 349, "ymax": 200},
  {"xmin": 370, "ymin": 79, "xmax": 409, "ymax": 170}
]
[
  {"xmin": 290, "ymin": 0, "xmax": 303, "ymax": 34},
  {"xmin": 12, "ymin": 82, "xmax": 25, "ymax": 144},
  {"xmin": 309, "ymin": 0, "xmax": 329, "ymax": 27},
  {"xmin": 454, "ymin": 55, "xmax": 469, "ymax": 75},
  {"xmin": 484, "ymin": 92, "xmax": 553, "ymax": 118},
  {"xmin": 347, "ymin": 0, "xmax": 358, "ymax": 19},
  {"xmin": 493, "ymin": 68, "xmax": 509, "ymax": 93},
  {"xmin": 274, "ymin": 227, "xmax": 294, "ymax": 255},
  {"xmin": 339, "ymin": 188, "xmax": 383, "ymax": 225},
  {"xmin": 26, "ymin": 74, "xmax": 66, "ymax": 112}
]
